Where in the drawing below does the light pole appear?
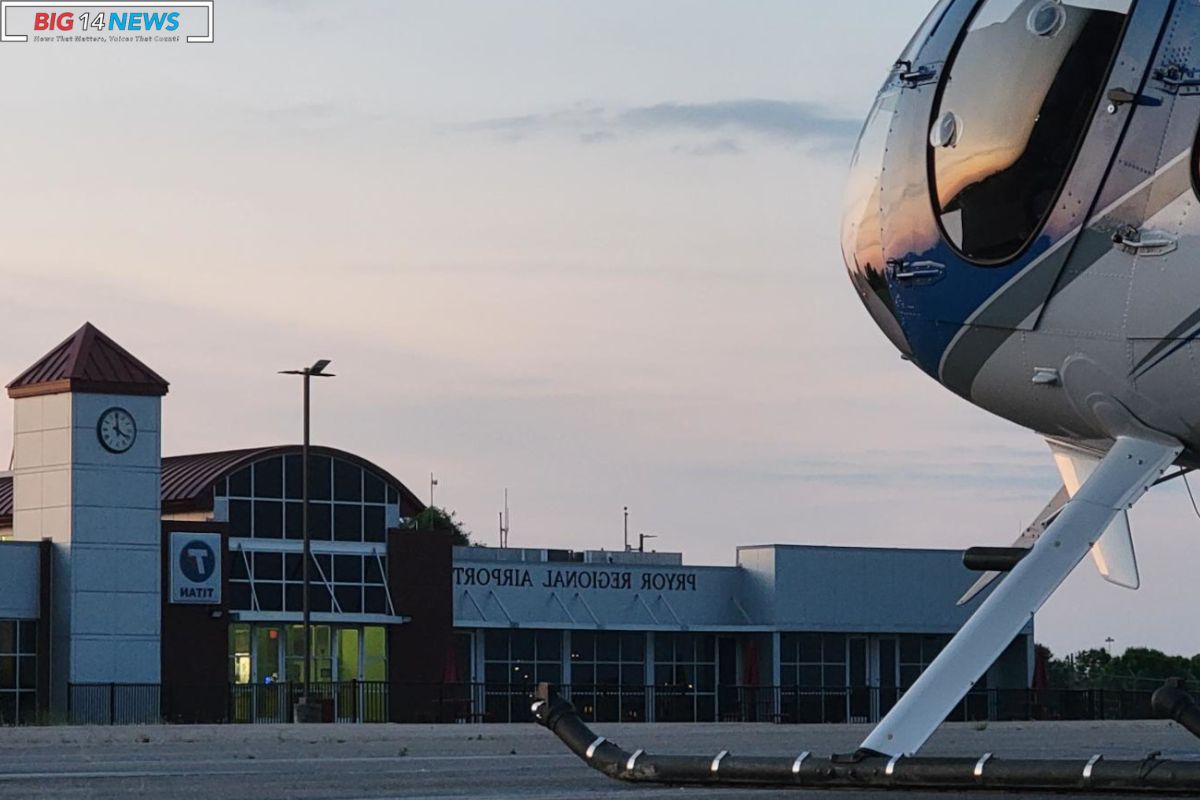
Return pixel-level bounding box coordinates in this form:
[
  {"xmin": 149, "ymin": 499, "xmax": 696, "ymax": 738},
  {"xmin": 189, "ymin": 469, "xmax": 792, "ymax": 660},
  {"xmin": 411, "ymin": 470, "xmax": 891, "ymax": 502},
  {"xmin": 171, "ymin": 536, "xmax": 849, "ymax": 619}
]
[{"xmin": 279, "ymin": 359, "xmax": 335, "ymax": 723}]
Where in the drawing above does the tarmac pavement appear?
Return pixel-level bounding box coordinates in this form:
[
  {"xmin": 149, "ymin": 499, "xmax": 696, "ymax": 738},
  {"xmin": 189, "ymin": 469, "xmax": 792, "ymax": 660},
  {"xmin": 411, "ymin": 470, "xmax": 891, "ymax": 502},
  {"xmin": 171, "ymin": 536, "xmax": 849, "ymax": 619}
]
[{"xmin": 0, "ymin": 720, "xmax": 1196, "ymax": 799}]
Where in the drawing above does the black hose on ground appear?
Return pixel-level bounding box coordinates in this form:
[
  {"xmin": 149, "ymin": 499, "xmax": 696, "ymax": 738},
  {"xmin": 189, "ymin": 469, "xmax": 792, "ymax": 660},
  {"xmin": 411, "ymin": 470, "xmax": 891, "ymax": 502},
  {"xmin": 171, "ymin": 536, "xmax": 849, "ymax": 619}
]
[{"xmin": 531, "ymin": 682, "xmax": 1200, "ymax": 793}]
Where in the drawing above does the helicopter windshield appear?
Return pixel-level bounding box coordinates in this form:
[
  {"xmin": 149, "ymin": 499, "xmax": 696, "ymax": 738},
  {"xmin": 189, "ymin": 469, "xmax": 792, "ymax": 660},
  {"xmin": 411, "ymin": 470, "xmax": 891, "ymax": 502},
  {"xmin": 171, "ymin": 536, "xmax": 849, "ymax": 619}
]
[{"xmin": 930, "ymin": 0, "xmax": 1131, "ymax": 263}]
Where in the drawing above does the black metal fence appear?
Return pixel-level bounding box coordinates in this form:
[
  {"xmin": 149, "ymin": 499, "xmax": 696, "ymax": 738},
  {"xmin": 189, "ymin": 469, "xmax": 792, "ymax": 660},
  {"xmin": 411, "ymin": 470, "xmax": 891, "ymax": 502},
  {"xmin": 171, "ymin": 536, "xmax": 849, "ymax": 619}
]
[
  {"xmin": 68, "ymin": 684, "xmax": 161, "ymax": 724},
  {"xmin": 57, "ymin": 682, "xmax": 1161, "ymax": 726},
  {"xmin": 228, "ymin": 681, "xmax": 390, "ymax": 723},
  {"xmin": 733, "ymin": 686, "xmax": 1156, "ymax": 725}
]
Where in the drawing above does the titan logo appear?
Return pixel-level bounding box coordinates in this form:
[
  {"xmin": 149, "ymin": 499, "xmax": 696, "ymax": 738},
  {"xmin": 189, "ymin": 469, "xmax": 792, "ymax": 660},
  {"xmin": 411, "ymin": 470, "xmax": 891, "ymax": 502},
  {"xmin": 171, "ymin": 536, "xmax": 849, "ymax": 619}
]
[{"xmin": 184, "ymin": 546, "xmax": 210, "ymax": 576}]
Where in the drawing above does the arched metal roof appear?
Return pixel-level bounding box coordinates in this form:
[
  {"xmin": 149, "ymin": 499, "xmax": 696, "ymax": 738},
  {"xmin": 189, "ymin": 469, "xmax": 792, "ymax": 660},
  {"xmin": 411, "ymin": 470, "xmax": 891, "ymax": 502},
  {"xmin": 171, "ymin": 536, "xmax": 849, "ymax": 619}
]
[
  {"xmin": 161, "ymin": 445, "xmax": 425, "ymax": 514},
  {"xmin": 0, "ymin": 445, "xmax": 425, "ymax": 526}
]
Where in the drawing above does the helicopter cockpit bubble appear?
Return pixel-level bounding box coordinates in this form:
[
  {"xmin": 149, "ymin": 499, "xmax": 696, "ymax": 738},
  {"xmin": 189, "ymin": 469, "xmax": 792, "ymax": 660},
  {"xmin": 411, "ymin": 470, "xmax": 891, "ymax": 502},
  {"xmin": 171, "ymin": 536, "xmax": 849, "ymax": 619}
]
[{"xmin": 931, "ymin": 0, "xmax": 1132, "ymax": 263}]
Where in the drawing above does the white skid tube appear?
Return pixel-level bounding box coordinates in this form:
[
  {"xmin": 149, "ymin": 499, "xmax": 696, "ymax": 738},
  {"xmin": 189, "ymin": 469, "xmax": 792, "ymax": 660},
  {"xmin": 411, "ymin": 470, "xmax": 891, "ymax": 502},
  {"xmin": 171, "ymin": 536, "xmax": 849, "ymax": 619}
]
[{"xmin": 862, "ymin": 435, "xmax": 1181, "ymax": 757}]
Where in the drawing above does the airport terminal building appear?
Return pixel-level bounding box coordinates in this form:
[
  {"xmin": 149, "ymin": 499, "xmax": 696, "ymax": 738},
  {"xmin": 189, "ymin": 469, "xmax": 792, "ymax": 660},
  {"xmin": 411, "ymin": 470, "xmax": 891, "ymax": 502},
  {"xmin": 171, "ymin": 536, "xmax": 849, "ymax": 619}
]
[{"xmin": 0, "ymin": 324, "xmax": 1032, "ymax": 725}]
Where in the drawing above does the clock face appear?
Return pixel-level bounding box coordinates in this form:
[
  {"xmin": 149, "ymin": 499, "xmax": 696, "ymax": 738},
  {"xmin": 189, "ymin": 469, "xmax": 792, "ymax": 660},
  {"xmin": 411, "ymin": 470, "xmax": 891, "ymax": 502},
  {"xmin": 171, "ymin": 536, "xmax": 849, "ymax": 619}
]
[{"xmin": 97, "ymin": 407, "xmax": 137, "ymax": 453}]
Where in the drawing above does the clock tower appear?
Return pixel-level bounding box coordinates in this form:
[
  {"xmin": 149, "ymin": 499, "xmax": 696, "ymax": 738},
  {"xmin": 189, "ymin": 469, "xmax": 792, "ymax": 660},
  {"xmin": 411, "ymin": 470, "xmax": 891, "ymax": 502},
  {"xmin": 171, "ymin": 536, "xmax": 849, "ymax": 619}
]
[{"xmin": 6, "ymin": 323, "xmax": 168, "ymax": 709}]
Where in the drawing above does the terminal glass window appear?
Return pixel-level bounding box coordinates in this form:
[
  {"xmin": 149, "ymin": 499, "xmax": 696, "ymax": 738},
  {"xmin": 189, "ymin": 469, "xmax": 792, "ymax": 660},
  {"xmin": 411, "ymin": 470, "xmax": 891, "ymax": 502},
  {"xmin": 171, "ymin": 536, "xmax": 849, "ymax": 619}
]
[
  {"xmin": 228, "ymin": 623, "xmax": 388, "ymax": 723},
  {"xmin": 780, "ymin": 633, "xmax": 848, "ymax": 723},
  {"xmin": 363, "ymin": 626, "xmax": 387, "ymax": 681},
  {"xmin": 219, "ymin": 455, "xmax": 397, "ymax": 543},
  {"xmin": 227, "ymin": 623, "xmax": 386, "ymax": 684},
  {"xmin": 653, "ymin": 633, "xmax": 716, "ymax": 722},
  {"xmin": 229, "ymin": 549, "xmax": 391, "ymax": 615},
  {"xmin": 570, "ymin": 631, "xmax": 645, "ymax": 722},
  {"xmin": 931, "ymin": 0, "xmax": 1131, "ymax": 262},
  {"xmin": 899, "ymin": 634, "xmax": 950, "ymax": 687},
  {"xmin": 0, "ymin": 621, "xmax": 36, "ymax": 725},
  {"xmin": 898, "ymin": 634, "xmax": 990, "ymax": 720},
  {"xmin": 286, "ymin": 624, "xmax": 333, "ymax": 682},
  {"xmin": 483, "ymin": 630, "xmax": 562, "ymax": 723},
  {"xmin": 230, "ymin": 624, "xmax": 251, "ymax": 684}
]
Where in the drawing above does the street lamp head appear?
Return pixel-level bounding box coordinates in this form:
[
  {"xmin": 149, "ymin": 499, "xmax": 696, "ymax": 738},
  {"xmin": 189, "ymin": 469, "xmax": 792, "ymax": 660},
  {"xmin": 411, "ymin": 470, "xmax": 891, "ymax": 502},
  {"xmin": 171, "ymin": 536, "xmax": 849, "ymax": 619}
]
[{"xmin": 278, "ymin": 360, "xmax": 336, "ymax": 378}]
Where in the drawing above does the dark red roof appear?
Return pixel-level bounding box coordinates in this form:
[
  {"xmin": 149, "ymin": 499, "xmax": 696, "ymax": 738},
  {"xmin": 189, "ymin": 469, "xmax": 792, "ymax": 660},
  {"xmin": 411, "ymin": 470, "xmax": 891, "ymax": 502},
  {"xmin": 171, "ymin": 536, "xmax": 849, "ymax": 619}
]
[
  {"xmin": 7, "ymin": 322, "xmax": 169, "ymax": 399},
  {"xmin": 162, "ymin": 445, "xmax": 425, "ymax": 514},
  {"xmin": 0, "ymin": 445, "xmax": 424, "ymax": 526}
]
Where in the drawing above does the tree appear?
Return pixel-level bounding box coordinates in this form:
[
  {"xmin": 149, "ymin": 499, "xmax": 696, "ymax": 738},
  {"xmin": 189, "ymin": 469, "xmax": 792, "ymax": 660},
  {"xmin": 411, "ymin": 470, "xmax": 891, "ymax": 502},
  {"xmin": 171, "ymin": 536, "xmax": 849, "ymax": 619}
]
[
  {"xmin": 1109, "ymin": 647, "xmax": 1196, "ymax": 689},
  {"xmin": 405, "ymin": 505, "xmax": 472, "ymax": 546},
  {"xmin": 1038, "ymin": 644, "xmax": 1076, "ymax": 688},
  {"xmin": 1072, "ymin": 648, "xmax": 1113, "ymax": 686},
  {"xmin": 1036, "ymin": 643, "xmax": 1200, "ymax": 690}
]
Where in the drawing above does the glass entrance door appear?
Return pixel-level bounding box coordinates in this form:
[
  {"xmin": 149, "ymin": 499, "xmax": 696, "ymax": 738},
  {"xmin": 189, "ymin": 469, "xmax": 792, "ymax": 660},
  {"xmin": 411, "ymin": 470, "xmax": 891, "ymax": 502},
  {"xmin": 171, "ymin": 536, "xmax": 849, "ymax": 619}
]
[
  {"xmin": 228, "ymin": 623, "xmax": 389, "ymax": 722},
  {"xmin": 253, "ymin": 626, "xmax": 286, "ymax": 722}
]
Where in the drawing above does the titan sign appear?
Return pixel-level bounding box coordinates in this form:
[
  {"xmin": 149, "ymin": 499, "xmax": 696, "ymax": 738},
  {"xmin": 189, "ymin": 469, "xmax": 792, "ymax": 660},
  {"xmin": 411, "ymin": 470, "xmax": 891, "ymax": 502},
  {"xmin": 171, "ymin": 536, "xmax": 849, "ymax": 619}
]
[
  {"xmin": 169, "ymin": 531, "xmax": 222, "ymax": 604},
  {"xmin": 453, "ymin": 566, "xmax": 698, "ymax": 592}
]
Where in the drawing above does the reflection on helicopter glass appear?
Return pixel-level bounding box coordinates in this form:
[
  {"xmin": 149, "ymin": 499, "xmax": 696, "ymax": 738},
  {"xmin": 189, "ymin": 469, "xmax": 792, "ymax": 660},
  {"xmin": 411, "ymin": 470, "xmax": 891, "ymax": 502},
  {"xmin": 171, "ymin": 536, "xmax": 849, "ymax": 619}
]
[
  {"xmin": 842, "ymin": 89, "xmax": 911, "ymax": 355},
  {"xmin": 931, "ymin": 0, "xmax": 1132, "ymax": 263}
]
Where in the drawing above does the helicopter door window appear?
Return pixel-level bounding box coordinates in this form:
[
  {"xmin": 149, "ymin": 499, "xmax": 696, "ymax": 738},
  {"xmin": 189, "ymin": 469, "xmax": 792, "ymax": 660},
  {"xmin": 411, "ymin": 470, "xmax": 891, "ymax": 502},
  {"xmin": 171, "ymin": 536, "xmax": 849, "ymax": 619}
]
[{"xmin": 930, "ymin": 0, "xmax": 1132, "ymax": 264}]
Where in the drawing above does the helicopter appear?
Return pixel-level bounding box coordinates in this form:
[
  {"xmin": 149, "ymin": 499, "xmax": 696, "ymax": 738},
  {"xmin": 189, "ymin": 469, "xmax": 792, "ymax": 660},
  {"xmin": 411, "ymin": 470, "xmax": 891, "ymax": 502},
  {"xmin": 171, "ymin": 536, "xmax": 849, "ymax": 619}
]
[
  {"xmin": 843, "ymin": 0, "xmax": 1200, "ymax": 757},
  {"xmin": 534, "ymin": 2, "xmax": 1200, "ymax": 790}
]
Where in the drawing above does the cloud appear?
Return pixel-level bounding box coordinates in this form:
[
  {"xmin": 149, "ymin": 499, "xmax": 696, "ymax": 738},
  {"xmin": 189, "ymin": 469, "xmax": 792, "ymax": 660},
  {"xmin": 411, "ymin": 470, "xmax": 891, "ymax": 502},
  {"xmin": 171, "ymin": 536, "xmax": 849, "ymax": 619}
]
[
  {"xmin": 579, "ymin": 130, "xmax": 619, "ymax": 145},
  {"xmin": 673, "ymin": 138, "xmax": 744, "ymax": 157},
  {"xmin": 619, "ymin": 100, "xmax": 859, "ymax": 142},
  {"xmin": 672, "ymin": 439, "xmax": 1058, "ymax": 500},
  {"xmin": 454, "ymin": 99, "xmax": 858, "ymax": 152},
  {"xmin": 453, "ymin": 105, "xmax": 606, "ymax": 141}
]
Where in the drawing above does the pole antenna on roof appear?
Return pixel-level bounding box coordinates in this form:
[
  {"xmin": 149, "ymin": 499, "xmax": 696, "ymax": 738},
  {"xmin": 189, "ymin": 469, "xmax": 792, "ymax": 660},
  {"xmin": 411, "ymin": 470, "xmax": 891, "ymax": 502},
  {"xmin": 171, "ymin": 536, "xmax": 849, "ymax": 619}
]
[{"xmin": 499, "ymin": 488, "xmax": 510, "ymax": 548}]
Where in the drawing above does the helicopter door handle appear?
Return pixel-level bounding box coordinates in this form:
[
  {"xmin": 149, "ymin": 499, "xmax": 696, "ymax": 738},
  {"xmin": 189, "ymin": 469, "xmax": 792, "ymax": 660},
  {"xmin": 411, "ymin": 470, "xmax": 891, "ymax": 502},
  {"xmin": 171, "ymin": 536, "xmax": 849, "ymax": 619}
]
[
  {"xmin": 893, "ymin": 60, "xmax": 938, "ymax": 87},
  {"xmin": 1106, "ymin": 88, "xmax": 1139, "ymax": 112},
  {"xmin": 1111, "ymin": 226, "xmax": 1177, "ymax": 257},
  {"xmin": 899, "ymin": 65, "xmax": 937, "ymax": 86}
]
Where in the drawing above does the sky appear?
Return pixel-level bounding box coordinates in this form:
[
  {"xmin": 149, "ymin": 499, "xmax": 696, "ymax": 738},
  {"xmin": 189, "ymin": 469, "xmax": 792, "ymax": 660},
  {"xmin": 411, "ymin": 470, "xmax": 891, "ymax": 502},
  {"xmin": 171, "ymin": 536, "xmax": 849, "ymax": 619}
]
[{"xmin": 3, "ymin": 0, "xmax": 1200, "ymax": 658}]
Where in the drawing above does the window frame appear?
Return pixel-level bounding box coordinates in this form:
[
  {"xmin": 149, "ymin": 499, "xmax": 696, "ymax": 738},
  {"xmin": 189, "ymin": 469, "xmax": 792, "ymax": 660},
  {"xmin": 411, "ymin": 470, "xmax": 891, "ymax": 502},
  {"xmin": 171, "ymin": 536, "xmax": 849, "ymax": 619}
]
[
  {"xmin": 569, "ymin": 631, "xmax": 647, "ymax": 723},
  {"xmin": 0, "ymin": 620, "xmax": 37, "ymax": 725},
  {"xmin": 925, "ymin": 0, "xmax": 1135, "ymax": 266},
  {"xmin": 482, "ymin": 629, "xmax": 563, "ymax": 723},
  {"xmin": 220, "ymin": 456, "xmax": 397, "ymax": 544}
]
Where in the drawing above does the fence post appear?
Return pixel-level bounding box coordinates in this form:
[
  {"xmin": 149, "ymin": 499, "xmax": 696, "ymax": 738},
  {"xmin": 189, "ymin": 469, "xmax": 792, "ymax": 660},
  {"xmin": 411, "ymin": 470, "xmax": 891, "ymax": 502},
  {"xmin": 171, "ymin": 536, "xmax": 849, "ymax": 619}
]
[{"xmin": 109, "ymin": 683, "xmax": 116, "ymax": 725}]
